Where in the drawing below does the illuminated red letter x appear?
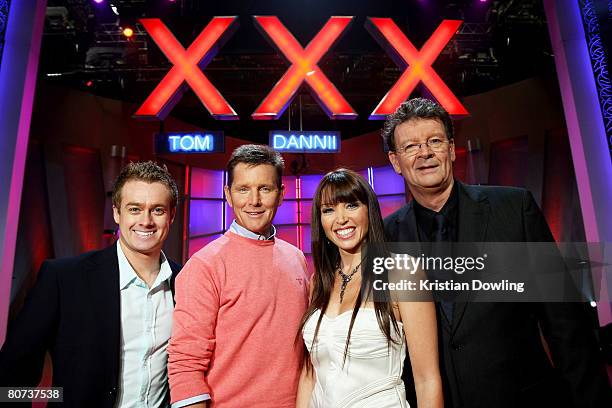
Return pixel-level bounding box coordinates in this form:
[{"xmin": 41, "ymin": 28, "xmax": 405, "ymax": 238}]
[
  {"xmin": 366, "ymin": 18, "xmax": 468, "ymax": 119},
  {"xmin": 135, "ymin": 17, "xmax": 239, "ymax": 120},
  {"xmin": 253, "ymin": 16, "xmax": 357, "ymax": 120}
]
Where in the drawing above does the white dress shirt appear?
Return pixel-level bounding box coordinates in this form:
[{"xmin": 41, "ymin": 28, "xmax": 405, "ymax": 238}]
[{"xmin": 115, "ymin": 243, "xmax": 174, "ymax": 408}]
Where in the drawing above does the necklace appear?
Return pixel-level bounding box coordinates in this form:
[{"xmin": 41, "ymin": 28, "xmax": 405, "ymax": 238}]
[{"xmin": 338, "ymin": 260, "xmax": 362, "ymax": 303}]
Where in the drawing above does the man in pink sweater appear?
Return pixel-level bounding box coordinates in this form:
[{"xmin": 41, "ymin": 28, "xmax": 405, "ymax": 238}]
[{"xmin": 168, "ymin": 145, "xmax": 309, "ymax": 408}]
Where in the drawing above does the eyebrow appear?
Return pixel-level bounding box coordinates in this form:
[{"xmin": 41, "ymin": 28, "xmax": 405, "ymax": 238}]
[
  {"xmin": 124, "ymin": 202, "xmax": 168, "ymax": 208},
  {"xmin": 405, "ymin": 134, "xmax": 446, "ymax": 142},
  {"xmin": 233, "ymin": 183, "xmax": 276, "ymax": 188}
]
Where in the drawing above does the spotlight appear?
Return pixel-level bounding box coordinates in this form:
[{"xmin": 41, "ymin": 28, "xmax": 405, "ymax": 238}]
[
  {"xmin": 122, "ymin": 27, "xmax": 134, "ymax": 38},
  {"xmin": 111, "ymin": 4, "xmax": 119, "ymax": 15},
  {"xmin": 590, "ymin": 301, "xmax": 597, "ymax": 308},
  {"xmin": 85, "ymin": 80, "xmax": 93, "ymax": 87},
  {"xmin": 93, "ymin": 0, "xmax": 104, "ymax": 4}
]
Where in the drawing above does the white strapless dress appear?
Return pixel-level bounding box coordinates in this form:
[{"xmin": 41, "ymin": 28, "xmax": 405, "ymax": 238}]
[{"xmin": 303, "ymin": 308, "xmax": 409, "ymax": 408}]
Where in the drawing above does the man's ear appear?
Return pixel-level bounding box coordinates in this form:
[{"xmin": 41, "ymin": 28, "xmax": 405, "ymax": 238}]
[
  {"xmin": 450, "ymin": 140, "xmax": 456, "ymax": 163},
  {"xmin": 388, "ymin": 151, "xmax": 402, "ymax": 175},
  {"xmin": 169, "ymin": 207, "xmax": 177, "ymax": 224},
  {"xmin": 277, "ymin": 184, "xmax": 285, "ymax": 206},
  {"xmin": 113, "ymin": 206, "xmax": 120, "ymax": 224},
  {"xmin": 224, "ymin": 185, "xmax": 233, "ymax": 208}
]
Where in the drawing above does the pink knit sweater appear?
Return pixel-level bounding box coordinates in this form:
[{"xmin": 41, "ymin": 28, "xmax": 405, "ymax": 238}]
[{"xmin": 168, "ymin": 231, "xmax": 309, "ymax": 407}]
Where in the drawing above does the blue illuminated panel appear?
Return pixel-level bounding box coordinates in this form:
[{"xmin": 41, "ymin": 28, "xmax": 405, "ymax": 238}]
[
  {"xmin": 155, "ymin": 131, "xmax": 224, "ymax": 154},
  {"xmin": 191, "ymin": 168, "xmax": 224, "ymax": 198},
  {"xmin": 270, "ymin": 130, "xmax": 340, "ymax": 153},
  {"xmin": 274, "ymin": 200, "xmax": 299, "ymax": 225},
  {"xmin": 300, "ymin": 174, "xmax": 324, "ymax": 199},
  {"xmin": 372, "ymin": 165, "xmax": 405, "ymax": 195},
  {"xmin": 225, "ymin": 201, "xmax": 234, "ymax": 229},
  {"xmin": 0, "ymin": 0, "xmax": 10, "ymax": 67},
  {"xmin": 301, "ymin": 225, "xmax": 312, "ymax": 254},
  {"xmin": 579, "ymin": 0, "xmax": 612, "ymax": 153},
  {"xmin": 189, "ymin": 200, "xmax": 224, "ymax": 236}
]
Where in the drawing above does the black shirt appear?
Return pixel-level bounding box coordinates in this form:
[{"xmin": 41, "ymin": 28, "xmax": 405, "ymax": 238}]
[{"xmin": 413, "ymin": 182, "xmax": 459, "ymax": 243}]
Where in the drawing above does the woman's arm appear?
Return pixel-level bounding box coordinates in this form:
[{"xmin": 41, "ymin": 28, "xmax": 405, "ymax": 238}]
[
  {"xmin": 296, "ymin": 363, "xmax": 315, "ymax": 408},
  {"xmin": 297, "ymin": 274, "xmax": 316, "ymax": 408},
  {"xmin": 398, "ymin": 300, "xmax": 443, "ymax": 408}
]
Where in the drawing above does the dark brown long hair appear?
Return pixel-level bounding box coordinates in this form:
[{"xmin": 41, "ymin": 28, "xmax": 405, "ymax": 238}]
[{"xmin": 298, "ymin": 168, "xmax": 400, "ymax": 367}]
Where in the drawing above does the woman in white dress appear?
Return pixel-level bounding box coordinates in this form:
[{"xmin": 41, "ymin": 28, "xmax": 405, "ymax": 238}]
[{"xmin": 296, "ymin": 169, "xmax": 442, "ymax": 408}]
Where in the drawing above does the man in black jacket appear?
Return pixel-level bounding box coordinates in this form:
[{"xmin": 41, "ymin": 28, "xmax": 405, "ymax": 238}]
[
  {"xmin": 0, "ymin": 161, "xmax": 181, "ymax": 407},
  {"xmin": 383, "ymin": 98, "xmax": 610, "ymax": 407}
]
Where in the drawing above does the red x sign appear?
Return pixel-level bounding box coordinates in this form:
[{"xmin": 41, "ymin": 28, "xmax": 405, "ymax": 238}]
[
  {"xmin": 366, "ymin": 18, "xmax": 468, "ymax": 119},
  {"xmin": 134, "ymin": 17, "xmax": 239, "ymax": 120},
  {"xmin": 252, "ymin": 16, "xmax": 357, "ymax": 120}
]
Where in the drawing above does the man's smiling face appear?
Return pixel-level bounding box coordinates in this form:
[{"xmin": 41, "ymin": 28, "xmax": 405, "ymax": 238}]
[
  {"xmin": 224, "ymin": 163, "xmax": 285, "ymax": 235},
  {"xmin": 388, "ymin": 118, "xmax": 455, "ymax": 194},
  {"xmin": 113, "ymin": 180, "xmax": 175, "ymax": 257}
]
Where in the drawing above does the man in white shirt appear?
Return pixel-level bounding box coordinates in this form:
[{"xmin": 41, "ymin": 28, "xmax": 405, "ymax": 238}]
[{"xmin": 0, "ymin": 161, "xmax": 181, "ymax": 408}]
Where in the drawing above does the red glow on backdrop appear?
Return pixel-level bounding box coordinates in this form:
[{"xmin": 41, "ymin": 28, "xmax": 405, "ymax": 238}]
[
  {"xmin": 366, "ymin": 18, "xmax": 468, "ymax": 118},
  {"xmin": 252, "ymin": 16, "xmax": 357, "ymax": 120},
  {"xmin": 135, "ymin": 17, "xmax": 239, "ymax": 120}
]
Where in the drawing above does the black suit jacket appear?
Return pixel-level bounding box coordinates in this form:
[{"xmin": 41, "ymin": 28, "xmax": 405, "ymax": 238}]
[
  {"xmin": 0, "ymin": 243, "xmax": 181, "ymax": 407},
  {"xmin": 384, "ymin": 182, "xmax": 610, "ymax": 408}
]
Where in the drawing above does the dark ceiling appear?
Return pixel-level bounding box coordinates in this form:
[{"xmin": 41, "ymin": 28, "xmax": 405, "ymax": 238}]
[{"xmin": 41, "ymin": 0, "xmax": 554, "ymax": 143}]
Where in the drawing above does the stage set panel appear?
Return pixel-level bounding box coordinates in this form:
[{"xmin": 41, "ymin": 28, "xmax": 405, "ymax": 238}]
[{"xmin": 187, "ymin": 165, "xmax": 406, "ymax": 264}]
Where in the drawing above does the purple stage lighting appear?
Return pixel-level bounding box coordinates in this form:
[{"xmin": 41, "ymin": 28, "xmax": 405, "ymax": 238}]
[{"xmin": 93, "ymin": 0, "xmax": 104, "ymax": 4}]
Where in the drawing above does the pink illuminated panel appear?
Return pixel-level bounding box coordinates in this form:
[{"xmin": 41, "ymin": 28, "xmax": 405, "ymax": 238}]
[
  {"xmin": 252, "ymin": 16, "xmax": 357, "ymax": 120},
  {"xmin": 365, "ymin": 18, "xmax": 468, "ymax": 118},
  {"xmin": 378, "ymin": 196, "xmax": 407, "ymax": 218},
  {"xmin": 188, "ymin": 168, "xmax": 226, "ymax": 260},
  {"xmin": 191, "ymin": 167, "xmax": 225, "ymax": 198},
  {"xmin": 300, "ymin": 199, "xmax": 313, "ymax": 224},
  {"xmin": 276, "ymin": 225, "xmax": 299, "ymax": 247},
  {"xmin": 135, "ymin": 18, "xmax": 239, "ymax": 120},
  {"xmin": 283, "ymin": 175, "xmax": 298, "ymax": 199},
  {"xmin": 189, "ymin": 234, "xmax": 223, "ymax": 257}
]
